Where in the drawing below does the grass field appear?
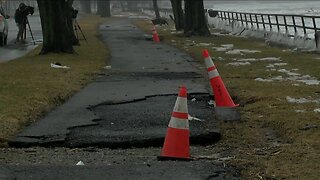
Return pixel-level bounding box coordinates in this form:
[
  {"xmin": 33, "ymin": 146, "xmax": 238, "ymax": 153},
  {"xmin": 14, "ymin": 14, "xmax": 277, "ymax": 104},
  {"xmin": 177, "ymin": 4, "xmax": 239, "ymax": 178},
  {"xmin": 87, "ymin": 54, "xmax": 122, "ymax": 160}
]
[
  {"xmin": 0, "ymin": 15, "xmax": 111, "ymax": 146},
  {"xmin": 135, "ymin": 20, "xmax": 320, "ymax": 179}
]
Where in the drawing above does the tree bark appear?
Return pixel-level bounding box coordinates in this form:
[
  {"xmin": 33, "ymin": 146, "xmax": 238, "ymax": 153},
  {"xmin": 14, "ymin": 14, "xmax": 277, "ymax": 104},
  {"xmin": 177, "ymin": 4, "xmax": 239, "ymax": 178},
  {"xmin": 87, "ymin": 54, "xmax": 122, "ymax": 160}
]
[
  {"xmin": 184, "ymin": 0, "xmax": 210, "ymax": 36},
  {"xmin": 66, "ymin": 0, "xmax": 79, "ymax": 45},
  {"xmin": 170, "ymin": 0, "xmax": 184, "ymax": 30},
  {"xmin": 37, "ymin": 0, "xmax": 74, "ymax": 54},
  {"xmin": 152, "ymin": 0, "xmax": 160, "ymax": 19}
]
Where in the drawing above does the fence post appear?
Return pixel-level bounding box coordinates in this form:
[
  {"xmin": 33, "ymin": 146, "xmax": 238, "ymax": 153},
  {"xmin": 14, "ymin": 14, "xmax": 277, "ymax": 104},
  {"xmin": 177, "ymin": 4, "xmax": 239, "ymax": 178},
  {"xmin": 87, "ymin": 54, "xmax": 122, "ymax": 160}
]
[
  {"xmin": 244, "ymin": 13, "xmax": 249, "ymax": 27},
  {"xmin": 312, "ymin": 17, "xmax": 317, "ymax": 34},
  {"xmin": 268, "ymin": 15, "xmax": 272, "ymax": 30},
  {"xmin": 249, "ymin": 14, "xmax": 254, "ymax": 28},
  {"xmin": 283, "ymin": 15, "xmax": 288, "ymax": 33},
  {"xmin": 275, "ymin": 15, "xmax": 280, "ymax": 32},
  {"xmin": 227, "ymin": 12, "xmax": 231, "ymax": 24},
  {"xmin": 261, "ymin": 15, "xmax": 266, "ymax": 30},
  {"xmin": 301, "ymin": 16, "xmax": 307, "ymax": 35},
  {"xmin": 292, "ymin": 16, "xmax": 297, "ymax": 34},
  {"xmin": 255, "ymin": 14, "xmax": 259, "ymax": 29},
  {"xmin": 240, "ymin": 13, "xmax": 244, "ymax": 26}
]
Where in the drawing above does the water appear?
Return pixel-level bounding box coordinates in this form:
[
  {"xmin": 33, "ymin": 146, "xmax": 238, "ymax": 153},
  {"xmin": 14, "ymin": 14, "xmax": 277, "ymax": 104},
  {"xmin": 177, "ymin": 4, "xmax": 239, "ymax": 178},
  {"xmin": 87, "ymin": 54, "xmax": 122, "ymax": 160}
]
[
  {"xmin": 203, "ymin": 1, "xmax": 320, "ymax": 37},
  {"xmin": 204, "ymin": 1, "xmax": 320, "ymax": 16}
]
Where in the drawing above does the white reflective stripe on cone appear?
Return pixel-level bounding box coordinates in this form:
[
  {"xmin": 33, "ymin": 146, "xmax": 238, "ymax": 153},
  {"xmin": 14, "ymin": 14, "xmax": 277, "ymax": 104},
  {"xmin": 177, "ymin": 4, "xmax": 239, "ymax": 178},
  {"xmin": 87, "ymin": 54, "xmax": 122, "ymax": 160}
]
[
  {"xmin": 208, "ymin": 69, "xmax": 220, "ymax": 79},
  {"xmin": 168, "ymin": 117, "xmax": 189, "ymax": 129},
  {"xmin": 204, "ymin": 57, "xmax": 215, "ymax": 68},
  {"xmin": 173, "ymin": 97, "xmax": 188, "ymax": 113}
]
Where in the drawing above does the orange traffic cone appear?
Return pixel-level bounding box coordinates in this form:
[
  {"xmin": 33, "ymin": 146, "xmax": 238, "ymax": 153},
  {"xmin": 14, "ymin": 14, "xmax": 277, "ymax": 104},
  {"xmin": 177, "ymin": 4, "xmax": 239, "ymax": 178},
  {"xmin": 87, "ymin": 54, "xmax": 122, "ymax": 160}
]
[
  {"xmin": 152, "ymin": 25, "xmax": 160, "ymax": 42},
  {"xmin": 203, "ymin": 49, "xmax": 238, "ymax": 107},
  {"xmin": 158, "ymin": 86, "xmax": 190, "ymax": 161}
]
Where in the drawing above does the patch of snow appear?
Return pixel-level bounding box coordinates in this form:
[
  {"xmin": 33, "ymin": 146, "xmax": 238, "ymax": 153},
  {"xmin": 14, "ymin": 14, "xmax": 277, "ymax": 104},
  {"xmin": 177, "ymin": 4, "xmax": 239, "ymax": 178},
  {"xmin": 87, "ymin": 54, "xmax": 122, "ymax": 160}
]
[
  {"xmin": 221, "ymin": 44, "xmax": 234, "ymax": 49},
  {"xmin": 271, "ymin": 76, "xmax": 284, "ymax": 81},
  {"xmin": 214, "ymin": 47, "xmax": 228, "ymax": 52},
  {"xmin": 286, "ymin": 96, "xmax": 311, "ymax": 104},
  {"xmin": 314, "ymin": 108, "xmax": 320, "ymax": 113},
  {"xmin": 236, "ymin": 58, "xmax": 257, "ymax": 62},
  {"xmin": 277, "ymin": 69, "xmax": 301, "ymax": 76},
  {"xmin": 297, "ymin": 79, "xmax": 320, "ymax": 85},
  {"xmin": 259, "ymin": 57, "xmax": 282, "ymax": 61},
  {"xmin": 295, "ymin": 109, "xmax": 306, "ymax": 113},
  {"xmin": 239, "ymin": 49, "xmax": 262, "ymax": 54},
  {"xmin": 282, "ymin": 49, "xmax": 294, "ymax": 52},
  {"xmin": 255, "ymin": 78, "xmax": 273, "ymax": 82},
  {"xmin": 286, "ymin": 96, "xmax": 320, "ymax": 104},
  {"xmin": 225, "ymin": 50, "xmax": 243, "ymax": 55},
  {"xmin": 227, "ymin": 62, "xmax": 251, "ymax": 66},
  {"xmin": 266, "ymin": 64, "xmax": 275, "ymax": 68},
  {"xmin": 199, "ymin": 43, "xmax": 212, "ymax": 46},
  {"xmin": 273, "ymin": 63, "xmax": 288, "ymax": 66}
]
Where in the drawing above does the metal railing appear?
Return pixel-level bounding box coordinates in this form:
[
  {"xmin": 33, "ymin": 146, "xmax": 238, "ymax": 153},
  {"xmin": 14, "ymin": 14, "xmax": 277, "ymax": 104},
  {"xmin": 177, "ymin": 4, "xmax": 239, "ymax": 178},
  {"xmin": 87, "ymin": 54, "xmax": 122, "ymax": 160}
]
[{"xmin": 215, "ymin": 10, "xmax": 320, "ymax": 37}]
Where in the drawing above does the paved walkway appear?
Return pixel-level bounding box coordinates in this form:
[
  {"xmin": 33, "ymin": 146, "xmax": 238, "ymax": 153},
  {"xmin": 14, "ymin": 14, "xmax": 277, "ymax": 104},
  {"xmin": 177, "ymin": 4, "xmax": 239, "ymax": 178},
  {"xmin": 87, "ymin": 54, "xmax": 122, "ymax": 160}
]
[
  {"xmin": 9, "ymin": 18, "xmax": 219, "ymax": 148},
  {"xmin": 3, "ymin": 18, "xmax": 240, "ymax": 179}
]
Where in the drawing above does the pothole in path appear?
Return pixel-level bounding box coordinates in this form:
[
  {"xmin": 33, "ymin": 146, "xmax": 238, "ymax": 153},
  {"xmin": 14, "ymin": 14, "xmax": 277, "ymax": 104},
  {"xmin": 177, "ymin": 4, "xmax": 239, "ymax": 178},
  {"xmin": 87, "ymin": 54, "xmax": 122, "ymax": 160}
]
[{"xmin": 66, "ymin": 94, "xmax": 220, "ymax": 148}]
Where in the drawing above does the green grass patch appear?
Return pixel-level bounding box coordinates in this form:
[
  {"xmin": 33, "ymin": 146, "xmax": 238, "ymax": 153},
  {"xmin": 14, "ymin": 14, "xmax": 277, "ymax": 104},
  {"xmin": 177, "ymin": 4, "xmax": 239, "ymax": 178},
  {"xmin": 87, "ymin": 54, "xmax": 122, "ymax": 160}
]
[
  {"xmin": 0, "ymin": 15, "xmax": 113, "ymax": 146},
  {"xmin": 135, "ymin": 20, "xmax": 320, "ymax": 179}
]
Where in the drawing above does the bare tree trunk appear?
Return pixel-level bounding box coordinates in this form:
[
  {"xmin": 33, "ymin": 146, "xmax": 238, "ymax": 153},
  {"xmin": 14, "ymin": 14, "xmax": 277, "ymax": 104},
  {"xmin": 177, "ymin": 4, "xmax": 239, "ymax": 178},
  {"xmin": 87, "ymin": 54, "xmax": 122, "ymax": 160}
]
[
  {"xmin": 184, "ymin": 0, "xmax": 210, "ymax": 36},
  {"xmin": 37, "ymin": 0, "xmax": 74, "ymax": 54},
  {"xmin": 66, "ymin": 0, "xmax": 79, "ymax": 45},
  {"xmin": 170, "ymin": 0, "xmax": 184, "ymax": 30},
  {"xmin": 152, "ymin": 0, "xmax": 160, "ymax": 19}
]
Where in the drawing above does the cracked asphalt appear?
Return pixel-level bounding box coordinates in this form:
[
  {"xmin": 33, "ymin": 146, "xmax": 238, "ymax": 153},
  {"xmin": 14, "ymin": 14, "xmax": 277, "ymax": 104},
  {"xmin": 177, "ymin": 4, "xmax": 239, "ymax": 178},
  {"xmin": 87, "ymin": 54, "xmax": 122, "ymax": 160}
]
[{"xmin": 0, "ymin": 18, "xmax": 240, "ymax": 179}]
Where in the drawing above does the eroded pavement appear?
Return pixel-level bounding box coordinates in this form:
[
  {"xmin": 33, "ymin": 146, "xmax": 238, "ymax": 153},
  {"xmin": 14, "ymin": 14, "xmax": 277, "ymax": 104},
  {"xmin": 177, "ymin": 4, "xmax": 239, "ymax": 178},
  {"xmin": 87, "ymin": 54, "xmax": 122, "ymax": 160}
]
[{"xmin": 1, "ymin": 18, "xmax": 240, "ymax": 179}]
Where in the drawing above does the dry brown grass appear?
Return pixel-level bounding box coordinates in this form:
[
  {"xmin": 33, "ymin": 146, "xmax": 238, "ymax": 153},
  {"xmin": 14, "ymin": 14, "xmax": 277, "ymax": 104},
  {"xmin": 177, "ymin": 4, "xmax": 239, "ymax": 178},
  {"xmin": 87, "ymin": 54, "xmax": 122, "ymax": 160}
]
[
  {"xmin": 0, "ymin": 15, "xmax": 114, "ymax": 146},
  {"xmin": 135, "ymin": 19, "xmax": 320, "ymax": 179}
]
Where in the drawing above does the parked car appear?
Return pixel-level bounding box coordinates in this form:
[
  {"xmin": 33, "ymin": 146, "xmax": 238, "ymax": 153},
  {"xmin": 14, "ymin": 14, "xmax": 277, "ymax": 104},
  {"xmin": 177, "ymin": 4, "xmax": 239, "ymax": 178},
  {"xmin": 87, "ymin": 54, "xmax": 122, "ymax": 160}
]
[{"xmin": 0, "ymin": 7, "xmax": 9, "ymax": 46}]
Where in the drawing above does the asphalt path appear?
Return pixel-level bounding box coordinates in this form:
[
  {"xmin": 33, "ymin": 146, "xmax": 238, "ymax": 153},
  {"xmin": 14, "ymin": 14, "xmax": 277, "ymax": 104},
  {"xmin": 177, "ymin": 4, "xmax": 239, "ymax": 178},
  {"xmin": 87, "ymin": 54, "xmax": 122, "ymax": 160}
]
[
  {"xmin": 9, "ymin": 18, "xmax": 219, "ymax": 148},
  {"xmin": 0, "ymin": 15, "xmax": 42, "ymax": 63},
  {"xmin": 0, "ymin": 161, "xmax": 239, "ymax": 180},
  {"xmin": 4, "ymin": 18, "xmax": 240, "ymax": 179}
]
